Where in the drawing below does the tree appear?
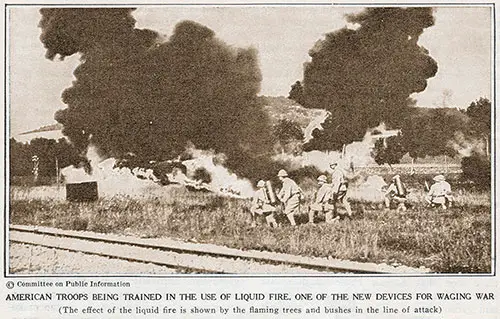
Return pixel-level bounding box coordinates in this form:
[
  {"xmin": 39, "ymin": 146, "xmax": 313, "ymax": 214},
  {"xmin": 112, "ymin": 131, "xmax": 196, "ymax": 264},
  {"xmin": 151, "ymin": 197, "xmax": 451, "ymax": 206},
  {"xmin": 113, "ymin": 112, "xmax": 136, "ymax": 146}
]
[
  {"xmin": 272, "ymin": 119, "xmax": 304, "ymax": 154},
  {"xmin": 304, "ymin": 114, "xmax": 369, "ymax": 152},
  {"xmin": 193, "ymin": 167, "xmax": 212, "ymax": 183},
  {"xmin": 9, "ymin": 138, "xmax": 31, "ymax": 177},
  {"xmin": 288, "ymin": 80, "xmax": 305, "ymax": 106},
  {"xmin": 370, "ymin": 133, "xmax": 406, "ymax": 166},
  {"xmin": 9, "ymin": 138, "xmax": 80, "ymax": 178},
  {"xmin": 401, "ymin": 108, "xmax": 467, "ymax": 159},
  {"xmin": 466, "ymin": 97, "xmax": 491, "ymax": 156},
  {"xmin": 462, "ymin": 152, "xmax": 490, "ymax": 188}
]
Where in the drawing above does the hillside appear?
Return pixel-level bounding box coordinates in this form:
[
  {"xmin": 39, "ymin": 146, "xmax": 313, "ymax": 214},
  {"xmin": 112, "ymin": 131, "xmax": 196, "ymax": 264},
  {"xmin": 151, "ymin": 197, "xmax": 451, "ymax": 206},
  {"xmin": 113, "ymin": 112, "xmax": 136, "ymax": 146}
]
[
  {"xmin": 260, "ymin": 96, "xmax": 324, "ymax": 129},
  {"xmin": 21, "ymin": 123, "xmax": 63, "ymax": 135}
]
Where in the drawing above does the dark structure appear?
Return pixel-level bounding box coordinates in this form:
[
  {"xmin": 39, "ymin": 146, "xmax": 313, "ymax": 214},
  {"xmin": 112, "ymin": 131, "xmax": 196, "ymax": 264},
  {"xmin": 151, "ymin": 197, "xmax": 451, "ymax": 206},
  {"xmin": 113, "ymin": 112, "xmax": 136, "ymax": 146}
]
[{"xmin": 66, "ymin": 181, "xmax": 98, "ymax": 202}]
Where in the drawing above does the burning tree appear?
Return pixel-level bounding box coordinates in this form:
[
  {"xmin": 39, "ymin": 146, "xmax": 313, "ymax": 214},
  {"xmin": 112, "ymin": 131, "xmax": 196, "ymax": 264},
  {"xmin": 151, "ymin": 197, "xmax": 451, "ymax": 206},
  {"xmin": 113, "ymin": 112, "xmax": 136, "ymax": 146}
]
[
  {"xmin": 466, "ymin": 97, "xmax": 491, "ymax": 156},
  {"xmin": 369, "ymin": 107, "xmax": 470, "ymax": 165},
  {"xmin": 39, "ymin": 9, "xmax": 274, "ymax": 180},
  {"xmin": 272, "ymin": 118, "xmax": 304, "ymax": 155},
  {"xmin": 370, "ymin": 133, "xmax": 405, "ymax": 166},
  {"xmin": 462, "ymin": 152, "xmax": 490, "ymax": 188},
  {"xmin": 461, "ymin": 98, "xmax": 491, "ymax": 187},
  {"xmin": 302, "ymin": 8, "xmax": 438, "ymax": 151},
  {"xmin": 400, "ymin": 108, "xmax": 467, "ymax": 160}
]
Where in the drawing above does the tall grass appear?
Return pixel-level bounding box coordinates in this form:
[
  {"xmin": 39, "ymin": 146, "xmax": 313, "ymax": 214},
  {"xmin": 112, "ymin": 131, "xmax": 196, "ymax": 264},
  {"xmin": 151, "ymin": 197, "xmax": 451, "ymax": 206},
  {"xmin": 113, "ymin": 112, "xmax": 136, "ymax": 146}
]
[{"xmin": 9, "ymin": 184, "xmax": 491, "ymax": 273}]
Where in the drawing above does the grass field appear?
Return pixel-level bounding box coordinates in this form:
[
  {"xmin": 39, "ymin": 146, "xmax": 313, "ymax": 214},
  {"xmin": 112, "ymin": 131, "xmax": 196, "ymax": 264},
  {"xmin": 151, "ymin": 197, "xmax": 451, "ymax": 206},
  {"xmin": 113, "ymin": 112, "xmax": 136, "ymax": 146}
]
[{"xmin": 9, "ymin": 172, "xmax": 491, "ymax": 274}]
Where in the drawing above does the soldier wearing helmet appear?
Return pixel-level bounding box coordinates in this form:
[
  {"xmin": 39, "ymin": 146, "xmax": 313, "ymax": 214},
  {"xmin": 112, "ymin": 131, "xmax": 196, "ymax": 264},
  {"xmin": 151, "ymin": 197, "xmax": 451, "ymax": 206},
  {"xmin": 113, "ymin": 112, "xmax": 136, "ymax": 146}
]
[
  {"xmin": 250, "ymin": 180, "xmax": 277, "ymax": 228},
  {"xmin": 329, "ymin": 159, "xmax": 352, "ymax": 218},
  {"xmin": 277, "ymin": 169, "xmax": 302, "ymax": 226},
  {"xmin": 384, "ymin": 174, "xmax": 408, "ymax": 212},
  {"xmin": 308, "ymin": 175, "xmax": 338, "ymax": 224},
  {"xmin": 426, "ymin": 175, "xmax": 453, "ymax": 209}
]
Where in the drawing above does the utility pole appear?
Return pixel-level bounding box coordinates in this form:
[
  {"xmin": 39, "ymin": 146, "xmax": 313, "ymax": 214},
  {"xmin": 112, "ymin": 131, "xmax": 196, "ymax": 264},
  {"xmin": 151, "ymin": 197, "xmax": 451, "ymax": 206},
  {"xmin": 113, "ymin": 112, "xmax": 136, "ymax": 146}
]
[
  {"xmin": 32, "ymin": 155, "xmax": 39, "ymax": 184},
  {"xmin": 55, "ymin": 157, "xmax": 60, "ymax": 185}
]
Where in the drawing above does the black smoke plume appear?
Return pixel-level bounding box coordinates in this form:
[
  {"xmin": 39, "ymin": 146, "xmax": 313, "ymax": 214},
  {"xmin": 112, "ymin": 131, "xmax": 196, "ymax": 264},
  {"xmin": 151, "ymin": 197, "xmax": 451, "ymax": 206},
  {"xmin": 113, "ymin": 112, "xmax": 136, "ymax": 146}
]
[
  {"xmin": 303, "ymin": 7, "xmax": 438, "ymax": 151},
  {"xmin": 39, "ymin": 8, "xmax": 274, "ymax": 179}
]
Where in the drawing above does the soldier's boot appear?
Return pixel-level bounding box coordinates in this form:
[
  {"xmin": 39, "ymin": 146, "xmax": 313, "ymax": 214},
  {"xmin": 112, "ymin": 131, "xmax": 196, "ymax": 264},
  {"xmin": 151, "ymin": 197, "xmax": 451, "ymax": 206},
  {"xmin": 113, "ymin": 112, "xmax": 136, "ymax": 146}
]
[
  {"xmin": 446, "ymin": 198, "xmax": 453, "ymax": 208},
  {"xmin": 266, "ymin": 215, "xmax": 278, "ymax": 228},
  {"xmin": 325, "ymin": 211, "xmax": 339, "ymax": 224},
  {"xmin": 384, "ymin": 197, "xmax": 391, "ymax": 210},
  {"xmin": 250, "ymin": 213, "xmax": 257, "ymax": 228},
  {"xmin": 343, "ymin": 198, "xmax": 353, "ymax": 217},
  {"xmin": 397, "ymin": 203, "xmax": 407, "ymax": 212},
  {"xmin": 287, "ymin": 213, "xmax": 296, "ymax": 226},
  {"xmin": 308, "ymin": 207, "xmax": 315, "ymax": 224}
]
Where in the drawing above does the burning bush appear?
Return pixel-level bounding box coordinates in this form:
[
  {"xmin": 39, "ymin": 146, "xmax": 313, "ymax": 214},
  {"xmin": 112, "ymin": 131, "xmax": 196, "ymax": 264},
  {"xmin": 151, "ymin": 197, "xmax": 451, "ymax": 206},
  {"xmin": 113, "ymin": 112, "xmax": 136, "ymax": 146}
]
[{"xmin": 193, "ymin": 167, "xmax": 212, "ymax": 184}]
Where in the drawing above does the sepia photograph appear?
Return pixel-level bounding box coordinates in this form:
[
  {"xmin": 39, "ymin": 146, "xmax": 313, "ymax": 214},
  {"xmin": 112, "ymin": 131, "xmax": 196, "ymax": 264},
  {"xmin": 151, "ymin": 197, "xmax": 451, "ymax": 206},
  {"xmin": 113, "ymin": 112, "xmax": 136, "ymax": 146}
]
[{"xmin": 6, "ymin": 4, "xmax": 493, "ymax": 276}]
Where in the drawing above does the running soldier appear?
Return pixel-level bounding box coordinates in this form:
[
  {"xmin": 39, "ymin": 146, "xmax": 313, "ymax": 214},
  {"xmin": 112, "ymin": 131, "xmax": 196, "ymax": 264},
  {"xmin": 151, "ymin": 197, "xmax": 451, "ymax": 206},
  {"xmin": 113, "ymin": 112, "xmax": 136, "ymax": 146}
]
[
  {"xmin": 277, "ymin": 169, "xmax": 302, "ymax": 226},
  {"xmin": 329, "ymin": 160, "xmax": 353, "ymax": 218},
  {"xmin": 308, "ymin": 175, "xmax": 338, "ymax": 224}
]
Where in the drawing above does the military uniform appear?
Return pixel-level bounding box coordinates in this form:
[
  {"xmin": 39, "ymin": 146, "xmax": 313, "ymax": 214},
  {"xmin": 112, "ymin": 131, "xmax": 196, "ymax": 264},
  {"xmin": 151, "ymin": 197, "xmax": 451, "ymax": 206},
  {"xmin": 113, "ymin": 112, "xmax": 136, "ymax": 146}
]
[
  {"xmin": 426, "ymin": 175, "xmax": 453, "ymax": 209},
  {"xmin": 309, "ymin": 177, "xmax": 336, "ymax": 224},
  {"xmin": 384, "ymin": 176, "xmax": 407, "ymax": 211},
  {"xmin": 250, "ymin": 181, "xmax": 277, "ymax": 227},
  {"xmin": 330, "ymin": 164, "xmax": 352, "ymax": 217},
  {"xmin": 277, "ymin": 170, "xmax": 301, "ymax": 226}
]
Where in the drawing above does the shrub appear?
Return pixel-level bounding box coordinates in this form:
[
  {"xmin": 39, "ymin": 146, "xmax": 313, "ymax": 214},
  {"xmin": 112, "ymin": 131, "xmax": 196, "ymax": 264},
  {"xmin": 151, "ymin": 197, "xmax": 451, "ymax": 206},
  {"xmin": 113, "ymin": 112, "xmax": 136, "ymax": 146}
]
[{"xmin": 461, "ymin": 153, "xmax": 490, "ymax": 189}]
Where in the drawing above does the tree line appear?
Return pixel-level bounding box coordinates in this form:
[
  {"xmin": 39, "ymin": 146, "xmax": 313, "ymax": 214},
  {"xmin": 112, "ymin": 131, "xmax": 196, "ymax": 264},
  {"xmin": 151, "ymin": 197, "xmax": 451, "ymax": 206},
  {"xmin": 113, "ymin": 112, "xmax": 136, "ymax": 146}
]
[{"xmin": 10, "ymin": 137, "xmax": 81, "ymax": 178}]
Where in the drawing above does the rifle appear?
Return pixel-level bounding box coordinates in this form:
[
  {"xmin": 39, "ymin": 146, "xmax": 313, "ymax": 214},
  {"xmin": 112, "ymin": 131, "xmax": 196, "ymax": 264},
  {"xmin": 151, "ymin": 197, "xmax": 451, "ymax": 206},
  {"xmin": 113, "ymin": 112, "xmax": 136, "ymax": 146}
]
[{"xmin": 424, "ymin": 181, "xmax": 430, "ymax": 192}]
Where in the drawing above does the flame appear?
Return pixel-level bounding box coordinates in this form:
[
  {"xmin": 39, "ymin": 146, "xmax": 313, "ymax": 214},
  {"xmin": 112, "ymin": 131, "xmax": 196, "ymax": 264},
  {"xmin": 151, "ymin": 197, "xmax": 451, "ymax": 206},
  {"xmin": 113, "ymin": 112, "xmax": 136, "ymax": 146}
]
[
  {"xmin": 275, "ymin": 123, "xmax": 398, "ymax": 173},
  {"xmin": 348, "ymin": 175, "xmax": 387, "ymax": 203},
  {"xmin": 61, "ymin": 145, "xmax": 162, "ymax": 198},
  {"xmin": 182, "ymin": 147, "xmax": 254, "ymax": 198},
  {"xmin": 447, "ymin": 131, "xmax": 486, "ymax": 157},
  {"xmin": 61, "ymin": 144, "xmax": 254, "ymax": 199}
]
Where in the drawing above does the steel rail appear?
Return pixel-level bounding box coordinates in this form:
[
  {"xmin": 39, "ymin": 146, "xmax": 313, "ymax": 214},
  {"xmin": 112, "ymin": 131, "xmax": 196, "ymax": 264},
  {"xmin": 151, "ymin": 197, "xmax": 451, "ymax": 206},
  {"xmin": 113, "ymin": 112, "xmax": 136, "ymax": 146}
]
[{"xmin": 9, "ymin": 224, "xmax": 430, "ymax": 274}]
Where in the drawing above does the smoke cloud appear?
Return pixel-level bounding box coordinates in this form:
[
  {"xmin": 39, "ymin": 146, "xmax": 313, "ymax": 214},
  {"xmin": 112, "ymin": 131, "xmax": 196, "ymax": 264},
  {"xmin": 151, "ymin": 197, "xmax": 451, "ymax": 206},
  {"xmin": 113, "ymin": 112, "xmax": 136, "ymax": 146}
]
[
  {"xmin": 39, "ymin": 8, "xmax": 274, "ymax": 180},
  {"xmin": 303, "ymin": 7, "xmax": 438, "ymax": 151}
]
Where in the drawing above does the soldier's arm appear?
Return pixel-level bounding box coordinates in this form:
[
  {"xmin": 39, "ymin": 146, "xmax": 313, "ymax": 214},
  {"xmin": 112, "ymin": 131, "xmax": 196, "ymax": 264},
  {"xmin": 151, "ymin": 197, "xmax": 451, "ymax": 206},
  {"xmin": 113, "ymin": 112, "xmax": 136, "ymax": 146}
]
[
  {"xmin": 385, "ymin": 184, "xmax": 396, "ymax": 195},
  {"xmin": 331, "ymin": 177, "xmax": 340, "ymax": 194},
  {"xmin": 427, "ymin": 185, "xmax": 435, "ymax": 196},
  {"xmin": 316, "ymin": 186, "xmax": 327, "ymax": 203},
  {"xmin": 281, "ymin": 181, "xmax": 292, "ymax": 203},
  {"xmin": 251, "ymin": 193, "xmax": 261, "ymax": 208}
]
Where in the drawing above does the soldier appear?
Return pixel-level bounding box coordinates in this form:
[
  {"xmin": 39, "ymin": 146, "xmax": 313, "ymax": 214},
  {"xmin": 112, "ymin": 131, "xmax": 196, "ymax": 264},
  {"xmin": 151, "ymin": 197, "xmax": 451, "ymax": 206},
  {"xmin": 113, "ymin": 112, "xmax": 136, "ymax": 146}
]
[
  {"xmin": 277, "ymin": 169, "xmax": 302, "ymax": 226},
  {"xmin": 250, "ymin": 180, "xmax": 278, "ymax": 228},
  {"xmin": 329, "ymin": 160, "xmax": 353, "ymax": 218},
  {"xmin": 308, "ymin": 175, "xmax": 338, "ymax": 224},
  {"xmin": 384, "ymin": 175, "xmax": 408, "ymax": 212},
  {"xmin": 426, "ymin": 175, "xmax": 453, "ymax": 209}
]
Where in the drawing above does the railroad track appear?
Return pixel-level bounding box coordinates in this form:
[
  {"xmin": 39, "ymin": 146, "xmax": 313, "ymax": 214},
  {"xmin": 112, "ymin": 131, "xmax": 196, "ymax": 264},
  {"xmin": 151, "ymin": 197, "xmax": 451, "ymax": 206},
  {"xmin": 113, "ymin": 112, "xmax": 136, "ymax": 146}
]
[{"xmin": 10, "ymin": 224, "xmax": 430, "ymax": 274}]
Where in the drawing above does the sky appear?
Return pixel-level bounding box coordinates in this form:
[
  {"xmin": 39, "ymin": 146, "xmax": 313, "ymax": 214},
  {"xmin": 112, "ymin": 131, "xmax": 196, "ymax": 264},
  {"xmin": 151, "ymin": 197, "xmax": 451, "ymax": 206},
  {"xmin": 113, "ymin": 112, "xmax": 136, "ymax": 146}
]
[{"xmin": 8, "ymin": 5, "xmax": 492, "ymax": 136}]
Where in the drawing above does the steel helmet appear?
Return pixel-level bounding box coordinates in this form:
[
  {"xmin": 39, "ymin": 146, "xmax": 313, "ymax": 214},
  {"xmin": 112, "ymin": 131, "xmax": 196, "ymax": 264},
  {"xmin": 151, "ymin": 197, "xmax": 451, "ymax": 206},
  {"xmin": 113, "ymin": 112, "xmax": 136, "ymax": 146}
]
[
  {"xmin": 433, "ymin": 175, "xmax": 445, "ymax": 182},
  {"xmin": 277, "ymin": 169, "xmax": 288, "ymax": 177},
  {"xmin": 257, "ymin": 180, "xmax": 266, "ymax": 188},
  {"xmin": 317, "ymin": 175, "xmax": 327, "ymax": 183}
]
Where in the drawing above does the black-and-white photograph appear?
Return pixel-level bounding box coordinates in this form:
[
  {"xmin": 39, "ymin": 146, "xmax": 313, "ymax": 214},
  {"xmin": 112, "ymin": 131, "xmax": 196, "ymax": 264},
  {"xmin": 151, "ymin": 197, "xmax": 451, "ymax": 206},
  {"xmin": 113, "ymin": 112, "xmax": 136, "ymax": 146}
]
[{"xmin": 7, "ymin": 5, "xmax": 492, "ymax": 275}]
